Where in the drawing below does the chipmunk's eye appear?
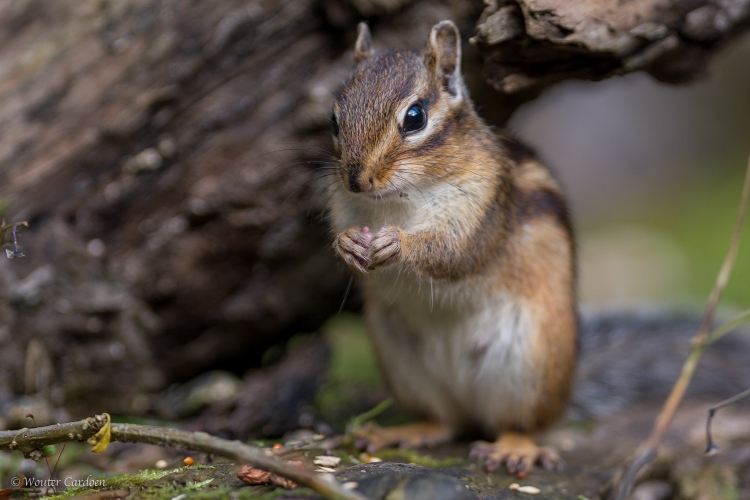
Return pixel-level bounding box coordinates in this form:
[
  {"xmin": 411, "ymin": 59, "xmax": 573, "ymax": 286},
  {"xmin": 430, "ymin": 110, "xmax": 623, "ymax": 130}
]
[
  {"xmin": 331, "ymin": 113, "xmax": 339, "ymax": 136},
  {"xmin": 403, "ymin": 104, "xmax": 426, "ymax": 134}
]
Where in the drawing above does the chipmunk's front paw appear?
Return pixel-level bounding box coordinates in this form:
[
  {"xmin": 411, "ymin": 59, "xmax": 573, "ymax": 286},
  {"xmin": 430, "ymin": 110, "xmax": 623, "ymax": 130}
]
[
  {"xmin": 368, "ymin": 226, "xmax": 403, "ymax": 270},
  {"xmin": 334, "ymin": 226, "xmax": 373, "ymax": 274}
]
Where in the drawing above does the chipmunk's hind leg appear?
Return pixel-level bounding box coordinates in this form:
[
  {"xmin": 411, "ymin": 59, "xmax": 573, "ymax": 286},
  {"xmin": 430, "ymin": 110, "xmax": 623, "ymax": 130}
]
[
  {"xmin": 355, "ymin": 421, "xmax": 453, "ymax": 453},
  {"xmin": 470, "ymin": 432, "xmax": 561, "ymax": 475}
]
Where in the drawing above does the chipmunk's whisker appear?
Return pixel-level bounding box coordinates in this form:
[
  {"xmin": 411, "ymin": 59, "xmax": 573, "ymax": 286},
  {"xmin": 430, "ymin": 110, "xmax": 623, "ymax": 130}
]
[
  {"xmin": 282, "ymin": 171, "xmax": 337, "ymax": 207},
  {"xmin": 319, "ymin": 184, "xmax": 344, "ymax": 222},
  {"xmin": 307, "ymin": 177, "xmax": 341, "ymax": 216}
]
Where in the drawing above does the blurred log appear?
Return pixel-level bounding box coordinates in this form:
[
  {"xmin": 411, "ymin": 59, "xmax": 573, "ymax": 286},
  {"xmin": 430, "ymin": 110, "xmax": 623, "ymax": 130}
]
[{"xmin": 472, "ymin": 0, "xmax": 750, "ymax": 95}]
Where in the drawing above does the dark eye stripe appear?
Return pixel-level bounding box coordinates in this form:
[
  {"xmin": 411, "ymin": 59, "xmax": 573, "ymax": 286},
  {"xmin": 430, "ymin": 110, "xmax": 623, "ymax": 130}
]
[{"xmin": 331, "ymin": 113, "xmax": 339, "ymax": 136}]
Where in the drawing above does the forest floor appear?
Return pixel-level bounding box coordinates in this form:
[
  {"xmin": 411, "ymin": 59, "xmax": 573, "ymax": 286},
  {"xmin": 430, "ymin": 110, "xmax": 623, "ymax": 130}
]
[
  {"xmin": 1, "ymin": 391, "xmax": 748, "ymax": 499},
  {"xmin": 2, "ymin": 313, "xmax": 750, "ymax": 500}
]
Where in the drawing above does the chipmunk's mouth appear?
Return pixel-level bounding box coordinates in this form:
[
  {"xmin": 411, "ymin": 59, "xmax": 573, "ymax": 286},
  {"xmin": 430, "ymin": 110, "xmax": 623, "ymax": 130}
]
[{"xmin": 363, "ymin": 189, "xmax": 402, "ymax": 201}]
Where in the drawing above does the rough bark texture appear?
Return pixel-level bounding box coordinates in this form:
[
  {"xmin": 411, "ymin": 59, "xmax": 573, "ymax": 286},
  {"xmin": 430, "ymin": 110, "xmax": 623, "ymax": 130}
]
[
  {"xmin": 472, "ymin": 0, "xmax": 750, "ymax": 94},
  {"xmin": 0, "ymin": 0, "xmax": 747, "ymax": 434}
]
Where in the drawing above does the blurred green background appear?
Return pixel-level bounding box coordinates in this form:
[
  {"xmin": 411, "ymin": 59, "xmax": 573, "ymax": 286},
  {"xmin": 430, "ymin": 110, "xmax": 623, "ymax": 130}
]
[{"xmin": 510, "ymin": 33, "xmax": 750, "ymax": 310}]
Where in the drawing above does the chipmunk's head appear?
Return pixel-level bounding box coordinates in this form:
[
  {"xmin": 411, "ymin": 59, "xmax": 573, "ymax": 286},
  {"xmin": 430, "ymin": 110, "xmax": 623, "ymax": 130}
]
[{"xmin": 332, "ymin": 21, "xmax": 473, "ymax": 198}]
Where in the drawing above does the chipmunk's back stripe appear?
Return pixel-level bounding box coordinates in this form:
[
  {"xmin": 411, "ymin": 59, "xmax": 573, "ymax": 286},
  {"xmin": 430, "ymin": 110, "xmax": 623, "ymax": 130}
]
[
  {"xmin": 514, "ymin": 187, "xmax": 573, "ymax": 236},
  {"xmin": 411, "ymin": 104, "xmax": 470, "ymax": 153},
  {"xmin": 413, "ymin": 114, "xmax": 456, "ymax": 153}
]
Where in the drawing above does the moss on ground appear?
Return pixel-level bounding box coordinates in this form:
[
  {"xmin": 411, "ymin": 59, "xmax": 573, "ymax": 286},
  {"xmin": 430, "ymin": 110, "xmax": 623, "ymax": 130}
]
[
  {"xmin": 372, "ymin": 449, "xmax": 463, "ymax": 468},
  {"xmin": 38, "ymin": 466, "xmax": 230, "ymax": 500}
]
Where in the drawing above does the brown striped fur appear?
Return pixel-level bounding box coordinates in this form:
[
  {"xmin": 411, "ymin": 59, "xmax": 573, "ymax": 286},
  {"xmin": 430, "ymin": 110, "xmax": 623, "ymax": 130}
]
[{"xmin": 327, "ymin": 21, "xmax": 577, "ymax": 470}]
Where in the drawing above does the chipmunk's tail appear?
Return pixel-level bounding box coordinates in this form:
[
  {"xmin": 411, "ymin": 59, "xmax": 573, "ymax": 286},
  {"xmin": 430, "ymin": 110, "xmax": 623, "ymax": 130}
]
[{"xmin": 570, "ymin": 309, "xmax": 750, "ymax": 420}]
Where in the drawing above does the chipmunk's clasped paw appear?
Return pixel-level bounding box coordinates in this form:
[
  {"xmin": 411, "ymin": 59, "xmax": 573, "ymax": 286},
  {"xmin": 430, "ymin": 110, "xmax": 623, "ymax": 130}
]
[
  {"xmin": 368, "ymin": 226, "xmax": 403, "ymax": 270},
  {"xmin": 334, "ymin": 226, "xmax": 373, "ymax": 274},
  {"xmin": 470, "ymin": 432, "xmax": 562, "ymax": 476}
]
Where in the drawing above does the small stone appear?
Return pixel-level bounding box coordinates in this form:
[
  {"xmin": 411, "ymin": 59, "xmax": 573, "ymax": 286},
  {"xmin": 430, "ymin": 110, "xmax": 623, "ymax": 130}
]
[
  {"xmin": 517, "ymin": 485, "xmax": 541, "ymax": 494},
  {"xmin": 155, "ymin": 459, "xmax": 168, "ymax": 469},
  {"xmin": 313, "ymin": 455, "xmax": 341, "ymax": 467},
  {"xmin": 315, "ymin": 466, "xmax": 337, "ymax": 473}
]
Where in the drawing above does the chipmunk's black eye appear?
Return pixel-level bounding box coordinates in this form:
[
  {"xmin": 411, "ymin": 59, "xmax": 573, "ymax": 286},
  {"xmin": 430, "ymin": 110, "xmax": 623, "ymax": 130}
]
[
  {"xmin": 403, "ymin": 104, "xmax": 426, "ymax": 134},
  {"xmin": 331, "ymin": 113, "xmax": 339, "ymax": 136}
]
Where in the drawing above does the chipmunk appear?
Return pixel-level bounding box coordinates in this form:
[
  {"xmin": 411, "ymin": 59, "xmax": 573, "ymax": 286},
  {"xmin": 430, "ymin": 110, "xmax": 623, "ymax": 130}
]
[{"xmin": 327, "ymin": 21, "xmax": 576, "ymax": 474}]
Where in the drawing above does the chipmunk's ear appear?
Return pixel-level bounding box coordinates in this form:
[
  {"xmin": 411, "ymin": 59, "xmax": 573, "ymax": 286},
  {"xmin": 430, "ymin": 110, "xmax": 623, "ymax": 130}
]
[
  {"xmin": 425, "ymin": 21, "xmax": 464, "ymax": 99},
  {"xmin": 354, "ymin": 23, "xmax": 373, "ymax": 65}
]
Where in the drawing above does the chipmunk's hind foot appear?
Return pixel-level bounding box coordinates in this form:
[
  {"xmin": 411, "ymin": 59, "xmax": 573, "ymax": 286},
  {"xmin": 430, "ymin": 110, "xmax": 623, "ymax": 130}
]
[
  {"xmin": 470, "ymin": 432, "xmax": 561, "ymax": 476},
  {"xmin": 355, "ymin": 421, "xmax": 452, "ymax": 453}
]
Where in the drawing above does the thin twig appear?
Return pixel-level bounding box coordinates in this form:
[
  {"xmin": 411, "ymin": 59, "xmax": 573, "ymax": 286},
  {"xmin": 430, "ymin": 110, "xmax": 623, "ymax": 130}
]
[
  {"xmin": 0, "ymin": 221, "xmax": 28, "ymax": 258},
  {"xmin": 347, "ymin": 399, "xmax": 393, "ymax": 436},
  {"xmin": 614, "ymin": 153, "xmax": 750, "ymax": 500},
  {"xmin": 707, "ymin": 308, "xmax": 750, "ymax": 344},
  {"xmin": 705, "ymin": 387, "xmax": 750, "ymax": 454},
  {"xmin": 0, "ymin": 416, "xmax": 367, "ymax": 500}
]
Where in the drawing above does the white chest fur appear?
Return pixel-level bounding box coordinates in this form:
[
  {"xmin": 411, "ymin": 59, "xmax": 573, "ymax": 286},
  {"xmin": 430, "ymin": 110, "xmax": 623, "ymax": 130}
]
[{"xmin": 364, "ymin": 275, "xmax": 540, "ymax": 435}]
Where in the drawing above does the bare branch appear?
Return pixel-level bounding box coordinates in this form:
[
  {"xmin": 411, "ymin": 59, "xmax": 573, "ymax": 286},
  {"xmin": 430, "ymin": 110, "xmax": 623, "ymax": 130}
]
[{"xmin": 0, "ymin": 415, "xmax": 367, "ymax": 500}]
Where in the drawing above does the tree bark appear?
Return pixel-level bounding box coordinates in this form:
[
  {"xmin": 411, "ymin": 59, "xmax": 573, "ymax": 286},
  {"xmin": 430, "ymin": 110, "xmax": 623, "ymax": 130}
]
[{"xmin": 472, "ymin": 0, "xmax": 750, "ymax": 95}]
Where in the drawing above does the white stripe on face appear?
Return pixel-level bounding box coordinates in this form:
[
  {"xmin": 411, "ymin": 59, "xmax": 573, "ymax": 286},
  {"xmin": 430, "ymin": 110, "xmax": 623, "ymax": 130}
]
[{"xmin": 396, "ymin": 94, "xmax": 448, "ymax": 149}]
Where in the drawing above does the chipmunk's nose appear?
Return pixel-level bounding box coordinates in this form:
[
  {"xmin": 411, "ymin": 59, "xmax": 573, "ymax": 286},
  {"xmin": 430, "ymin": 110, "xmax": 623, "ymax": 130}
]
[{"xmin": 347, "ymin": 171, "xmax": 373, "ymax": 193}]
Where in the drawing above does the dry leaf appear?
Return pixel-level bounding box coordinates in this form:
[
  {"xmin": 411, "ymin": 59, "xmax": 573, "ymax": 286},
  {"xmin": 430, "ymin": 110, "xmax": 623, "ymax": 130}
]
[
  {"xmin": 237, "ymin": 465, "xmax": 271, "ymax": 485},
  {"xmin": 88, "ymin": 414, "xmax": 112, "ymax": 453}
]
